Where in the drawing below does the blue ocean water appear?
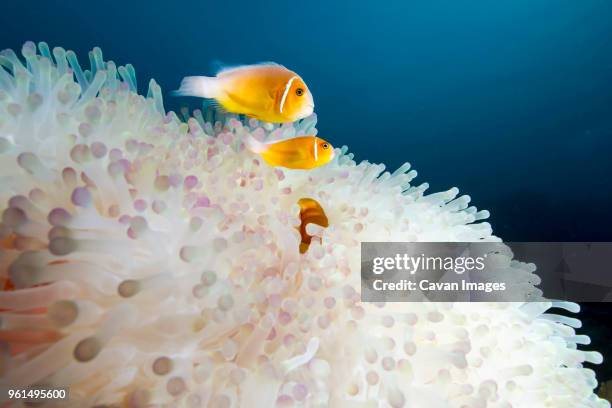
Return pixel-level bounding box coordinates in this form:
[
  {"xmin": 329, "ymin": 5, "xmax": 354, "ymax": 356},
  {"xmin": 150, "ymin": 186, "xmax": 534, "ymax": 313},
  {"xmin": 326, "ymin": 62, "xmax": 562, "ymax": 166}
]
[
  {"xmin": 3, "ymin": 0, "xmax": 611, "ymax": 242},
  {"xmin": 2, "ymin": 0, "xmax": 612, "ymax": 386}
]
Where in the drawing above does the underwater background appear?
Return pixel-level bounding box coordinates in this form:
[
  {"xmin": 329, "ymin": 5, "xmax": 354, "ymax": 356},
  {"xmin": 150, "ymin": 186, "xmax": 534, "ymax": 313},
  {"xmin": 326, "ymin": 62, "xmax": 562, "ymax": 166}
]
[{"xmin": 3, "ymin": 0, "xmax": 611, "ymax": 390}]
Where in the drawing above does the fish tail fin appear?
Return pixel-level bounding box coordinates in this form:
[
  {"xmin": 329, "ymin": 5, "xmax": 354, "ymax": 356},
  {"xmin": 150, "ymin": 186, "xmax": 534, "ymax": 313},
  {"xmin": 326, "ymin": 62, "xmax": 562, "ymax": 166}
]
[
  {"xmin": 245, "ymin": 135, "xmax": 267, "ymax": 154},
  {"xmin": 174, "ymin": 76, "xmax": 221, "ymax": 98}
]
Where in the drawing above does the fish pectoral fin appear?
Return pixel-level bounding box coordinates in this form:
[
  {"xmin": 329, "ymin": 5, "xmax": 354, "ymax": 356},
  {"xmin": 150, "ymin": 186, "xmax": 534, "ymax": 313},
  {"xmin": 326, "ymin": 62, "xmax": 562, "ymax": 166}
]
[
  {"xmin": 269, "ymin": 84, "xmax": 286, "ymax": 112},
  {"xmin": 269, "ymin": 86, "xmax": 282, "ymax": 102}
]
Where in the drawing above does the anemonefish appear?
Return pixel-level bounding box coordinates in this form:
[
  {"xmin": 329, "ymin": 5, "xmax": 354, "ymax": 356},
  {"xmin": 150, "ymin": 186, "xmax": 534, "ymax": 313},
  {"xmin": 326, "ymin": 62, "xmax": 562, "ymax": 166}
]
[
  {"xmin": 176, "ymin": 63, "xmax": 314, "ymax": 123},
  {"xmin": 245, "ymin": 135, "xmax": 334, "ymax": 170},
  {"xmin": 297, "ymin": 198, "xmax": 329, "ymax": 254}
]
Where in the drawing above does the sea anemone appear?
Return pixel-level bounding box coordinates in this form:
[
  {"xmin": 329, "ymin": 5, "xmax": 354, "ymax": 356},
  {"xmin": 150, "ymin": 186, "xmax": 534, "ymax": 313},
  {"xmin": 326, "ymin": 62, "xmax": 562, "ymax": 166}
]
[{"xmin": 0, "ymin": 42, "xmax": 608, "ymax": 408}]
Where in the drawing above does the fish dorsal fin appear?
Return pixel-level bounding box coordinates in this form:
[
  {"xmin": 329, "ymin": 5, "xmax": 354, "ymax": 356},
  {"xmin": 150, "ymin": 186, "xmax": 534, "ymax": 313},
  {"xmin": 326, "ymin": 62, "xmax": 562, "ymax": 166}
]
[{"xmin": 216, "ymin": 62, "xmax": 286, "ymax": 77}]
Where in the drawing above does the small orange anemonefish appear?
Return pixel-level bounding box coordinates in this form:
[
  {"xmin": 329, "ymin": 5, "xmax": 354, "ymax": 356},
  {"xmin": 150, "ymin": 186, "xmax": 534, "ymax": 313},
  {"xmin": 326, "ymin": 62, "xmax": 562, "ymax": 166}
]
[
  {"xmin": 297, "ymin": 198, "xmax": 329, "ymax": 254},
  {"xmin": 176, "ymin": 63, "xmax": 314, "ymax": 123},
  {"xmin": 245, "ymin": 135, "xmax": 334, "ymax": 170}
]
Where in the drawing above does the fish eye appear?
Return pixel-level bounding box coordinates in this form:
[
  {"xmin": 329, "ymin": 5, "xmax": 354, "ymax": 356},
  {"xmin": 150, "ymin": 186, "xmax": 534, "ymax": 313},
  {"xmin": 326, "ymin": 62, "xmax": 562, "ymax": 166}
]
[
  {"xmin": 322, "ymin": 143, "xmax": 329, "ymax": 149},
  {"xmin": 296, "ymin": 88, "xmax": 304, "ymax": 96}
]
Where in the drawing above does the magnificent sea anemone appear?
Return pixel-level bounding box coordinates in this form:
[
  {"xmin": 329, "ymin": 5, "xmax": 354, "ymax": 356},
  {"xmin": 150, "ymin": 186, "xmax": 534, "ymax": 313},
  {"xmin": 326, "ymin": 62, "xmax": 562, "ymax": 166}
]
[{"xmin": 0, "ymin": 42, "xmax": 608, "ymax": 408}]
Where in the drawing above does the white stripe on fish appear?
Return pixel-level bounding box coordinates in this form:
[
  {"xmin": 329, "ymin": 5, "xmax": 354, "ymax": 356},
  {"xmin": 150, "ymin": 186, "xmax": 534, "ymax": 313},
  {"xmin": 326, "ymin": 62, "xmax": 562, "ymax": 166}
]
[{"xmin": 279, "ymin": 75, "xmax": 299, "ymax": 113}]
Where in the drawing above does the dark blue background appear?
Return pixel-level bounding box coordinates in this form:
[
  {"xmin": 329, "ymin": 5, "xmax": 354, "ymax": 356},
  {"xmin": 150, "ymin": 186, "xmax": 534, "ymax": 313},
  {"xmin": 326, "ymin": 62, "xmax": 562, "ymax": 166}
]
[
  {"xmin": 2, "ymin": 0, "xmax": 611, "ymax": 242},
  {"xmin": 2, "ymin": 0, "xmax": 611, "ymax": 384}
]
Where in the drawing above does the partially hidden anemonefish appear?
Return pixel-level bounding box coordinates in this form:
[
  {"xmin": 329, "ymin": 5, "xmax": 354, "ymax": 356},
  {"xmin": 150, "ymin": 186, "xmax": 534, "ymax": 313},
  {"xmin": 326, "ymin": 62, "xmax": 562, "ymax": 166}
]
[
  {"xmin": 176, "ymin": 63, "xmax": 314, "ymax": 123},
  {"xmin": 245, "ymin": 135, "xmax": 335, "ymax": 170},
  {"xmin": 297, "ymin": 198, "xmax": 329, "ymax": 254}
]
